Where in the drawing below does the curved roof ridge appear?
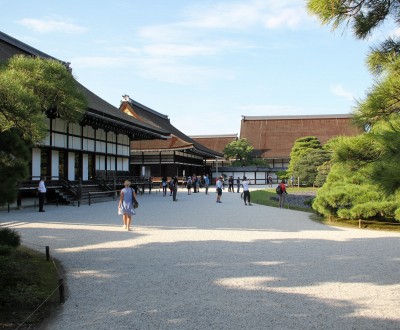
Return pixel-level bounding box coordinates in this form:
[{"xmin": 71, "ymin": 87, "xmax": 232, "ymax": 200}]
[
  {"xmin": 242, "ymin": 114, "xmax": 352, "ymax": 121},
  {"xmin": 189, "ymin": 134, "xmax": 238, "ymax": 138},
  {"xmin": 128, "ymin": 98, "xmax": 169, "ymax": 120}
]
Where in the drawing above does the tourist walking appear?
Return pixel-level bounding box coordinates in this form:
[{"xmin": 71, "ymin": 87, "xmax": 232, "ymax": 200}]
[
  {"xmin": 192, "ymin": 174, "xmax": 197, "ymax": 193},
  {"xmin": 204, "ymin": 174, "xmax": 210, "ymax": 195},
  {"xmin": 216, "ymin": 176, "xmax": 223, "ymax": 203},
  {"xmin": 118, "ymin": 180, "xmax": 137, "ymax": 231},
  {"xmin": 277, "ymin": 180, "xmax": 288, "ymax": 208},
  {"xmin": 196, "ymin": 176, "xmax": 200, "ymax": 192},
  {"xmin": 37, "ymin": 176, "xmax": 46, "ymax": 212},
  {"xmin": 186, "ymin": 177, "xmax": 192, "ymax": 195},
  {"xmin": 236, "ymin": 177, "xmax": 241, "ymax": 193},
  {"xmin": 169, "ymin": 178, "xmax": 174, "ymax": 196},
  {"xmin": 228, "ymin": 176, "xmax": 234, "ymax": 192},
  {"xmin": 242, "ymin": 177, "xmax": 252, "ymax": 205},
  {"xmin": 162, "ymin": 176, "xmax": 168, "ymax": 196},
  {"xmin": 173, "ymin": 176, "xmax": 178, "ymax": 201}
]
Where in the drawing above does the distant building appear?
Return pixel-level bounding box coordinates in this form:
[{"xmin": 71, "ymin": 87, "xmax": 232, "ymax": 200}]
[
  {"xmin": 190, "ymin": 134, "xmax": 238, "ymax": 154},
  {"xmin": 120, "ymin": 96, "xmax": 223, "ymax": 179},
  {"xmin": 190, "ymin": 134, "xmax": 237, "ymax": 169},
  {"xmin": 240, "ymin": 114, "xmax": 361, "ymax": 170}
]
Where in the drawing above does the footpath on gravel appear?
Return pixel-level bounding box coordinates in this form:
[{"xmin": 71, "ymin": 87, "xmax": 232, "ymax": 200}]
[{"xmin": 1, "ymin": 188, "xmax": 399, "ymax": 329}]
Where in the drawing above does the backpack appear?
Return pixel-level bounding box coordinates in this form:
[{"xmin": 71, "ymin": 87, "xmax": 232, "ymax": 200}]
[{"xmin": 276, "ymin": 185, "xmax": 283, "ymax": 194}]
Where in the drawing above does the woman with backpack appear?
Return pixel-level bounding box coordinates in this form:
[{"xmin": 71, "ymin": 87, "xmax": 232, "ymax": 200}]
[{"xmin": 276, "ymin": 180, "xmax": 288, "ymax": 209}]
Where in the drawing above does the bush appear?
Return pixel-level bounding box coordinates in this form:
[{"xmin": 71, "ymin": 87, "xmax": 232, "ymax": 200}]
[
  {"xmin": 0, "ymin": 245, "xmax": 13, "ymax": 256},
  {"xmin": 0, "ymin": 228, "xmax": 21, "ymax": 248}
]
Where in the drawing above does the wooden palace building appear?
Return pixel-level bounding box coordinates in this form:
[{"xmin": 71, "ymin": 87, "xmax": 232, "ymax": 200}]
[
  {"xmin": 0, "ymin": 31, "xmax": 170, "ymax": 204},
  {"xmin": 120, "ymin": 96, "xmax": 223, "ymax": 180}
]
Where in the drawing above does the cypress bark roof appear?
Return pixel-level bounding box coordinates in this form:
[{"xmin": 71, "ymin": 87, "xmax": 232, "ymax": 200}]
[
  {"xmin": 240, "ymin": 114, "xmax": 361, "ymax": 159},
  {"xmin": 189, "ymin": 134, "xmax": 238, "ymax": 154}
]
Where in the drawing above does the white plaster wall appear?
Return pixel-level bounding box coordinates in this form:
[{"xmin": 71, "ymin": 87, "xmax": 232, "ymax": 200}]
[
  {"xmin": 54, "ymin": 118, "xmax": 67, "ymax": 132},
  {"xmin": 117, "ymin": 158, "xmax": 123, "ymax": 171},
  {"xmin": 32, "ymin": 148, "xmax": 41, "ymax": 180},
  {"xmin": 68, "ymin": 152, "xmax": 75, "ymax": 181},
  {"xmin": 68, "ymin": 136, "xmax": 81, "ymax": 150},
  {"xmin": 82, "ymin": 154, "xmax": 88, "ymax": 181},
  {"xmin": 96, "ymin": 141, "xmax": 106, "ymax": 153},
  {"xmin": 51, "ymin": 150, "xmax": 59, "ymax": 180},
  {"xmin": 96, "ymin": 155, "xmax": 105, "ymax": 170},
  {"xmin": 54, "ymin": 133, "xmax": 67, "ymax": 148},
  {"xmin": 123, "ymin": 158, "xmax": 129, "ymax": 171},
  {"xmin": 107, "ymin": 156, "xmax": 115, "ymax": 171}
]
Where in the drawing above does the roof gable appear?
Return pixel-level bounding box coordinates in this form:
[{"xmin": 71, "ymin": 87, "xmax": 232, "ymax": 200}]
[{"xmin": 120, "ymin": 98, "xmax": 223, "ymax": 158}]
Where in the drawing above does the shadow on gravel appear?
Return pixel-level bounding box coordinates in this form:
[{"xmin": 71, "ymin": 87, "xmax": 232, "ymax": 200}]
[
  {"xmin": 15, "ymin": 222, "xmax": 399, "ymax": 329},
  {"xmin": 103, "ymin": 237, "xmax": 399, "ymax": 329},
  {"xmin": 2, "ymin": 195, "xmax": 399, "ymax": 329}
]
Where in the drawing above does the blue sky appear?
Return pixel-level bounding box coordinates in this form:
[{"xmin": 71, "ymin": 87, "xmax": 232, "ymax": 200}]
[{"xmin": 0, "ymin": 0, "xmax": 395, "ymax": 135}]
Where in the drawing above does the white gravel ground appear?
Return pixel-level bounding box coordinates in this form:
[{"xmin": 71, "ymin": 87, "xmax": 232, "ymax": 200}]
[{"xmin": 1, "ymin": 187, "xmax": 400, "ymax": 330}]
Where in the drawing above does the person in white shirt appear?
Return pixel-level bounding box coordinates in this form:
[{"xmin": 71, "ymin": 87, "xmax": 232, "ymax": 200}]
[
  {"xmin": 216, "ymin": 177, "xmax": 223, "ymax": 203},
  {"xmin": 242, "ymin": 177, "xmax": 252, "ymax": 206},
  {"xmin": 38, "ymin": 176, "xmax": 47, "ymax": 212}
]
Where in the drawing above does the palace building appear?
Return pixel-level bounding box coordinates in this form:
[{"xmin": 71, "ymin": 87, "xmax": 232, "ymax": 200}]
[
  {"xmin": 240, "ymin": 114, "xmax": 361, "ymax": 170},
  {"xmin": 189, "ymin": 115, "xmax": 361, "ymax": 184},
  {"xmin": 120, "ymin": 96, "xmax": 223, "ymax": 180},
  {"xmin": 0, "ymin": 31, "xmax": 169, "ymax": 183}
]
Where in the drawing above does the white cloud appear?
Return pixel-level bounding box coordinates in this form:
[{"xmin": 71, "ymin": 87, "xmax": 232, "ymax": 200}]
[
  {"xmin": 263, "ymin": 8, "xmax": 304, "ymax": 29},
  {"xmin": 18, "ymin": 18, "xmax": 87, "ymax": 33},
  {"xmin": 70, "ymin": 1, "xmax": 309, "ymax": 86},
  {"xmin": 330, "ymin": 84, "xmax": 354, "ymax": 101},
  {"xmin": 389, "ymin": 27, "xmax": 400, "ymax": 39},
  {"xmin": 142, "ymin": 43, "xmax": 218, "ymax": 58},
  {"xmin": 134, "ymin": 58, "xmax": 235, "ymax": 84},
  {"xmin": 183, "ymin": 0, "xmax": 307, "ymax": 30}
]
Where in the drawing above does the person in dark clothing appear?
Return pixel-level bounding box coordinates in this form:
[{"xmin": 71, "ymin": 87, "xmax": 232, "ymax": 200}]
[
  {"xmin": 228, "ymin": 176, "xmax": 234, "ymax": 192},
  {"xmin": 173, "ymin": 176, "xmax": 178, "ymax": 201}
]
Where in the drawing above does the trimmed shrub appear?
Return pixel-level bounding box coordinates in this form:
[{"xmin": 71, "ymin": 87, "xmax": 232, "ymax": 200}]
[{"xmin": 0, "ymin": 228, "xmax": 21, "ymax": 248}]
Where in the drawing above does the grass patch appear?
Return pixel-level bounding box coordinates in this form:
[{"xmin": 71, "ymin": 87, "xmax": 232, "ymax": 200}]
[
  {"xmin": 252, "ymin": 188, "xmax": 400, "ymax": 231},
  {"xmin": 251, "ymin": 188, "xmax": 316, "ymax": 212},
  {"xmin": 0, "ymin": 245, "xmax": 61, "ymax": 329},
  {"xmin": 320, "ymin": 217, "xmax": 400, "ymax": 232}
]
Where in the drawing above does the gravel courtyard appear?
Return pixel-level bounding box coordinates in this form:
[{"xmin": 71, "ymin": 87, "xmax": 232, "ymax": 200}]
[{"xmin": 1, "ymin": 188, "xmax": 399, "ymax": 329}]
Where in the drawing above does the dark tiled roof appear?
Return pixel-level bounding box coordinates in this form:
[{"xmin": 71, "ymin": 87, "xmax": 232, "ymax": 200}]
[
  {"xmin": 0, "ymin": 30, "xmax": 169, "ymax": 139},
  {"xmin": 0, "ymin": 31, "xmax": 59, "ymax": 62},
  {"xmin": 122, "ymin": 98, "xmax": 223, "ymax": 158},
  {"xmin": 77, "ymin": 82, "xmax": 169, "ymax": 137}
]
